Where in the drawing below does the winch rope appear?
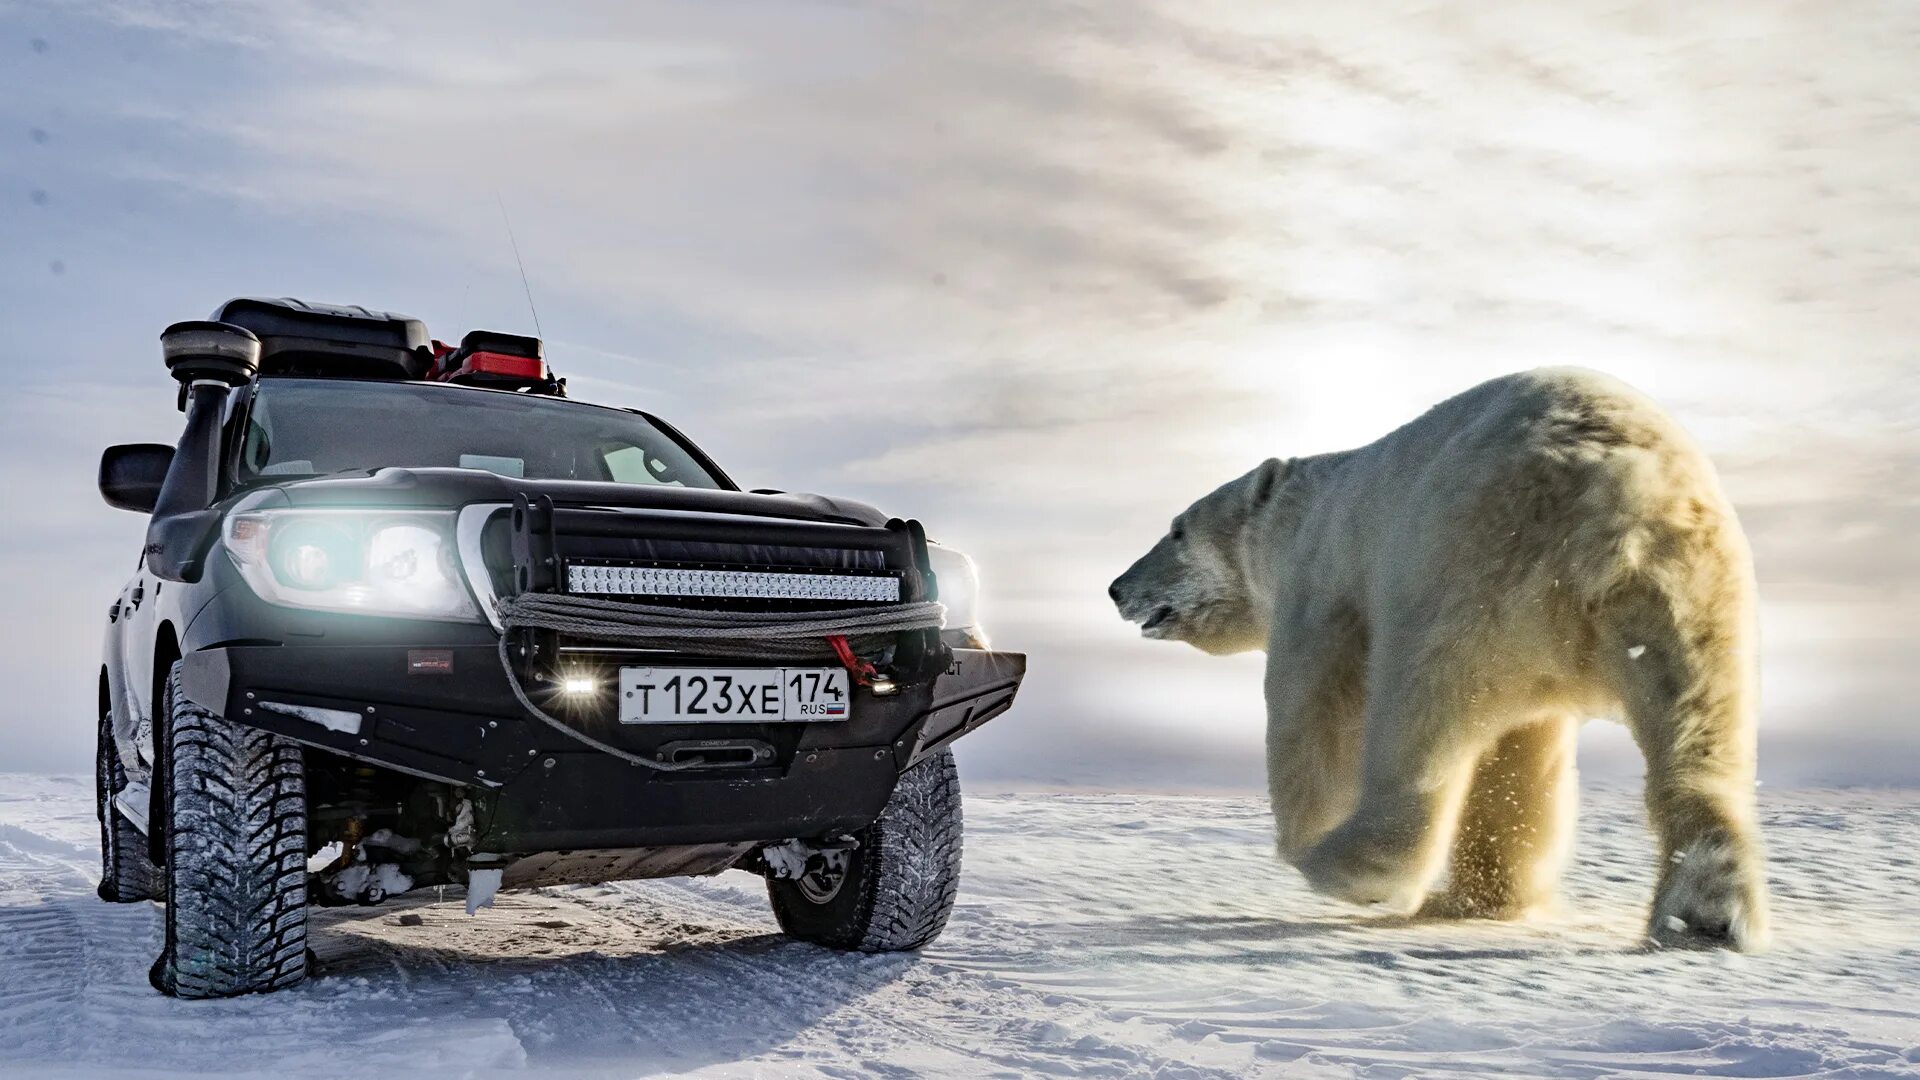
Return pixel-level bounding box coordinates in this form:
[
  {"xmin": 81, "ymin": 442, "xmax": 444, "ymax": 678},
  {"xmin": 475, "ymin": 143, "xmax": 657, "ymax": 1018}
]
[
  {"xmin": 495, "ymin": 637, "xmax": 706, "ymax": 772},
  {"xmin": 490, "ymin": 593, "xmax": 945, "ymax": 773}
]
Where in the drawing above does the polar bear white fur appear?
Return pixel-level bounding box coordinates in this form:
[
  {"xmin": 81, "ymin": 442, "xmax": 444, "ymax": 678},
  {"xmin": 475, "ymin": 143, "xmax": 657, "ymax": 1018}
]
[{"xmin": 1110, "ymin": 368, "xmax": 1768, "ymax": 950}]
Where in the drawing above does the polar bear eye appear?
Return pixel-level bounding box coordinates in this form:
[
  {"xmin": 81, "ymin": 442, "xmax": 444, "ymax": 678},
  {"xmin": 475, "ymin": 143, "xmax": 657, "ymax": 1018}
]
[{"xmin": 1169, "ymin": 523, "xmax": 1186, "ymax": 542}]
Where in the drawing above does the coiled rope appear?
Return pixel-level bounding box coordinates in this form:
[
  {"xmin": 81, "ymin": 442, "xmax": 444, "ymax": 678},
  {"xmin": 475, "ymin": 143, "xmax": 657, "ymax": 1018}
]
[{"xmin": 491, "ymin": 593, "xmax": 945, "ymax": 773}]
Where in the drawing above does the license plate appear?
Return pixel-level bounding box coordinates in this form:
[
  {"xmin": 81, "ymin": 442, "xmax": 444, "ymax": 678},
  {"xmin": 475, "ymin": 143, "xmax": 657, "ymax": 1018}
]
[{"xmin": 617, "ymin": 667, "xmax": 852, "ymax": 724}]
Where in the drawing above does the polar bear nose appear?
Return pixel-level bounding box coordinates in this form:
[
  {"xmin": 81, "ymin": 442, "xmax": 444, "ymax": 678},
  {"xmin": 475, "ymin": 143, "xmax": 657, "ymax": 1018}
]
[{"xmin": 1108, "ymin": 582, "xmax": 1125, "ymax": 603}]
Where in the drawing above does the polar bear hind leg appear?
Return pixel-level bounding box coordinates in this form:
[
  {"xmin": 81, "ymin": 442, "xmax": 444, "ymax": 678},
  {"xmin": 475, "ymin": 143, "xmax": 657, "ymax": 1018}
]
[
  {"xmin": 1607, "ymin": 575, "xmax": 1770, "ymax": 951},
  {"xmin": 1420, "ymin": 715, "xmax": 1578, "ymax": 920}
]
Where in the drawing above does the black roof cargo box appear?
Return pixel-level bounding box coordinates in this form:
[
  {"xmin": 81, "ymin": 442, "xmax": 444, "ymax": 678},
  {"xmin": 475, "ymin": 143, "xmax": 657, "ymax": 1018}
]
[{"xmin": 212, "ymin": 297, "xmax": 433, "ymax": 380}]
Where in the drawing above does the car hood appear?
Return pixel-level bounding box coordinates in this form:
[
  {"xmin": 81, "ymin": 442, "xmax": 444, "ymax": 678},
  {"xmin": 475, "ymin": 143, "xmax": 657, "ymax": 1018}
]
[{"xmin": 231, "ymin": 467, "xmax": 892, "ymax": 528}]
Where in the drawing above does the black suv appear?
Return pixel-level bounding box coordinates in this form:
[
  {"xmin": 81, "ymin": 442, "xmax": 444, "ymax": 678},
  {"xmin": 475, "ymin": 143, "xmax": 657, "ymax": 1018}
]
[{"xmin": 96, "ymin": 298, "xmax": 1025, "ymax": 998}]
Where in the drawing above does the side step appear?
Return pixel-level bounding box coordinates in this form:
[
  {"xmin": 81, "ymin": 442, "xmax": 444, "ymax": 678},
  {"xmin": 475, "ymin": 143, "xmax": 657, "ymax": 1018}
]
[{"xmin": 114, "ymin": 782, "xmax": 151, "ymax": 833}]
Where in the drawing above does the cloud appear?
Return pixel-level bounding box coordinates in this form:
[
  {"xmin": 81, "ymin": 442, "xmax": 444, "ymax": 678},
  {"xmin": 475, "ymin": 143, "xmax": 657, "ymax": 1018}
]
[{"xmin": 3, "ymin": 0, "xmax": 1917, "ymax": 784}]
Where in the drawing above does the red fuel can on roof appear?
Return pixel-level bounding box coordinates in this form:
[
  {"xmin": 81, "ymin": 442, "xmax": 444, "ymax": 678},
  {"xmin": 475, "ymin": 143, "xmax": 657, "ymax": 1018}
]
[{"xmin": 431, "ymin": 330, "xmax": 559, "ymax": 393}]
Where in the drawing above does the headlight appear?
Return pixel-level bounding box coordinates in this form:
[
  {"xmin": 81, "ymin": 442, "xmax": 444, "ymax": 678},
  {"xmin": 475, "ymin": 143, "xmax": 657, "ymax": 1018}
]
[
  {"xmin": 225, "ymin": 510, "xmax": 481, "ymax": 622},
  {"xmin": 926, "ymin": 543, "xmax": 984, "ymax": 644}
]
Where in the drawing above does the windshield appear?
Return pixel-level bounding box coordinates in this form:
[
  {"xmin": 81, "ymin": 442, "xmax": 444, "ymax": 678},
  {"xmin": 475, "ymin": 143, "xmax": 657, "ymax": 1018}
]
[{"xmin": 236, "ymin": 378, "xmax": 724, "ymax": 489}]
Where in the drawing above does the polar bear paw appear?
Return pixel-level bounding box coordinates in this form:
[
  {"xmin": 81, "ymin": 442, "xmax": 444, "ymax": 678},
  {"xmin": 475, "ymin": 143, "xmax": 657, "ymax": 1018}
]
[
  {"xmin": 1296, "ymin": 824, "xmax": 1429, "ymax": 914},
  {"xmin": 1648, "ymin": 834, "xmax": 1770, "ymax": 952},
  {"xmin": 1416, "ymin": 888, "xmax": 1531, "ymax": 922}
]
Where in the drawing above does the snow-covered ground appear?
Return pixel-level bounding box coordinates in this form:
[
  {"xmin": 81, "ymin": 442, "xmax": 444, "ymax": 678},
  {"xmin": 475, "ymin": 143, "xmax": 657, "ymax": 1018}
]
[{"xmin": 2, "ymin": 773, "xmax": 1917, "ymax": 1079}]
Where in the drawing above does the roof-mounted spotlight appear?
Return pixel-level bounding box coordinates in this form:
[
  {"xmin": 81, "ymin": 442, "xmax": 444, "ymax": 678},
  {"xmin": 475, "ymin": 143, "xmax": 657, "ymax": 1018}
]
[{"xmin": 160, "ymin": 321, "xmax": 261, "ymax": 410}]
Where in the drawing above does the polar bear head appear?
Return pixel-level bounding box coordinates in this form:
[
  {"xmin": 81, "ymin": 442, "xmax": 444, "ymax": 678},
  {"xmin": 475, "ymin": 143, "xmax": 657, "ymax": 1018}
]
[{"xmin": 1109, "ymin": 458, "xmax": 1285, "ymax": 655}]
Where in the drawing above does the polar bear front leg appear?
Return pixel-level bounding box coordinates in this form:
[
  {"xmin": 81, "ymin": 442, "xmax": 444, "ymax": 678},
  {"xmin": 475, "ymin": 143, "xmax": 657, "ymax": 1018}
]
[
  {"xmin": 1294, "ymin": 662, "xmax": 1481, "ymax": 913},
  {"xmin": 1265, "ymin": 613, "xmax": 1367, "ymax": 861}
]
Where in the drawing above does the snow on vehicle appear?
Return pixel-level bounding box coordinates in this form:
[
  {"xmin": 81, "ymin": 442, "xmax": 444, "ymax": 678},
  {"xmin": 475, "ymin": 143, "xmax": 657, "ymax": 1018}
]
[{"xmin": 96, "ymin": 297, "xmax": 1025, "ymax": 998}]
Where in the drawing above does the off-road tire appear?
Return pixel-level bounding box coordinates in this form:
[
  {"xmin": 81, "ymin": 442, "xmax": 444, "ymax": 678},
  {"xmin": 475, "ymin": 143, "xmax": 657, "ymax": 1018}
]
[
  {"xmin": 96, "ymin": 706, "xmax": 157, "ymax": 903},
  {"xmin": 768, "ymin": 749, "xmax": 962, "ymax": 952},
  {"xmin": 150, "ymin": 662, "xmax": 309, "ymax": 998}
]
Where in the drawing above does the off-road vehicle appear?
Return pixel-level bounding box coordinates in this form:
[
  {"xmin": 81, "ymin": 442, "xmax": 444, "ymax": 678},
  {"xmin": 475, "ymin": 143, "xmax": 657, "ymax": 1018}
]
[{"xmin": 96, "ymin": 297, "xmax": 1024, "ymax": 998}]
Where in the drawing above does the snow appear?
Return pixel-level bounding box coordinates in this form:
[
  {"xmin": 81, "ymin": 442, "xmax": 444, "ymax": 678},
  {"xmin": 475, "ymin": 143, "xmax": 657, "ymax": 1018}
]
[
  {"xmin": 307, "ymin": 841, "xmax": 343, "ymax": 873},
  {"xmin": 332, "ymin": 861, "xmax": 415, "ymax": 903},
  {"xmin": 256, "ymin": 701, "xmax": 363, "ymax": 736},
  {"xmin": 758, "ymin": 838, "xmax": 811, "ymax": 880},
  {"xmin": 3, "ymin": 772, "xmax": 1918, "ymax": 1078},
  {"xmin": 465, "ymin": 868, "xmax": 503, "ymax": 916}
]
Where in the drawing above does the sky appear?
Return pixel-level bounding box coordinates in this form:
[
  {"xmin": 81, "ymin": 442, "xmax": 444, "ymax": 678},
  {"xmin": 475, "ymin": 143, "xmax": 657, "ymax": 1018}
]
[{"xmin": 1, "ymin": 0, "xmax": 1915, "ymax": 787}]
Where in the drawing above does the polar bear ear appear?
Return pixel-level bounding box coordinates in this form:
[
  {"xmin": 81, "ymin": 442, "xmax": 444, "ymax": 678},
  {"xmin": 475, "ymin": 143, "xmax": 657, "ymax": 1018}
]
[{"xmin": 1249, "ymin": 457, "xmax": 1286, "ymax": 504}]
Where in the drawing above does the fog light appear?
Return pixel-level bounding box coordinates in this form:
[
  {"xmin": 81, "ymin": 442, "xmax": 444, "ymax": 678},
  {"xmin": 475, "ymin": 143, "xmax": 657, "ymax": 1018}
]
[{"xmin": 560, "ymin": 675, "xmax": 597, "ymax": 695}]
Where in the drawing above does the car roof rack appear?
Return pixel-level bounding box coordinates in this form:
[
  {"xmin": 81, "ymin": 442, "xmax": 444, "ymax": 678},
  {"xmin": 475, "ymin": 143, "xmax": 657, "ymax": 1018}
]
[
  {"xmin": 196, "ymin": 297, "xmax": 564, "ymax": 397},
  {"xmin": 214, "ymin": 297, "xmax": 435, "ymax": 380}
]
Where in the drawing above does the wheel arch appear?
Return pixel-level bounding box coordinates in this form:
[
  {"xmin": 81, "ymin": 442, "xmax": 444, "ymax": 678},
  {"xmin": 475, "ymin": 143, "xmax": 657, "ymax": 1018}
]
[
  {"xmin": 99, "ymin": 663, "xmax": 122, "ymax": 780},
  {"xmin": 146, "ymin": 622, "xmax": 182, "ymax": 864},
  {"xmin": 152, "ymin": 621, "xmax": 181, "ymax": 712}
]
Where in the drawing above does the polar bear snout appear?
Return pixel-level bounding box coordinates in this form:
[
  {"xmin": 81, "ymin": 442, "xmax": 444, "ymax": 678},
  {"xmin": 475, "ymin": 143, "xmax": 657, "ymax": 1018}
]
[
  {"xmin": 1107, "ymin": 568, "xmax": 1172, "ymax": 634},
  {"xmin": 1109, "ymin": 554, "xmax": 1184, "ymax": 639},
  {"xmin": 1110, "ymin": 540, "xmax": 1262, "ymax": 654}
]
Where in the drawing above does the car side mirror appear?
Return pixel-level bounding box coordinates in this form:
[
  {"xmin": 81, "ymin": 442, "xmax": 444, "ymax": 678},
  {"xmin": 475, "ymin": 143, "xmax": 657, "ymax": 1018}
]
[{"xmin": 100, "ymin": 444, "xmax": 176, "ymax": 513}]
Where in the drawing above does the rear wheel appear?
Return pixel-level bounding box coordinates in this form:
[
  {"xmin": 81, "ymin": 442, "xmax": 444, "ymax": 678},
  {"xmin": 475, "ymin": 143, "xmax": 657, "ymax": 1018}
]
[
  {"xmin": 150, "ymin": 661, "xmax": 310, "ymax": 999},
  {"xmin": 768, "ymin": 749, "xmax": 962, "ymax": 952},
  {"xmin": 96, "ymin": 704, "xmax": 157, "ymax": 903}
]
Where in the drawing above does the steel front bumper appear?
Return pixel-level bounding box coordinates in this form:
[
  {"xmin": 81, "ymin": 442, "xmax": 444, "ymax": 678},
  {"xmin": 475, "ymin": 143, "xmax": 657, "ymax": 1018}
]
[{"xmin": 178, "ymin": 644, "xmax": 1023, "ymax": 849}]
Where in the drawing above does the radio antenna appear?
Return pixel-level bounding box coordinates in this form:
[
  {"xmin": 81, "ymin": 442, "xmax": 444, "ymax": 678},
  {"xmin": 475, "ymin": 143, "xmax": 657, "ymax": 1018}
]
[{"xmin": 495, "ymin": 192, "xmax": 544, "ymax": 338}]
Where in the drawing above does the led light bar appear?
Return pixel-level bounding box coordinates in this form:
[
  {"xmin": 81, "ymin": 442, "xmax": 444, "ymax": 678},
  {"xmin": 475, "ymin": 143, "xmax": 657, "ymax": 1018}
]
[{"xmin": 567, "ymin": 564, "xmax": 901, "ymax": 603}]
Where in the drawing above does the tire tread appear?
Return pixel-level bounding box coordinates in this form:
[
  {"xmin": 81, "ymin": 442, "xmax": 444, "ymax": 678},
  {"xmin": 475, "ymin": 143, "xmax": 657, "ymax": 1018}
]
[
  {"xmin": 97, "ymin": 707, "xmax": 157, "ymax": 903},
  {"xmin": 155, "ymin": 663, "xmax": 309, "ymax": 999},
  {"xmin": 769, "ymin": 749, "xmax": 963, "ymax": 952}
]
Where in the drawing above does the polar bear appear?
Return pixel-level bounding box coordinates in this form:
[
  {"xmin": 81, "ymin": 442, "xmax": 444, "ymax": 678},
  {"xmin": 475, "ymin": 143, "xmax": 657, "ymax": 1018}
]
[{"xmin": 1109, "ymin": 368, "xmax": 1768, "ymax": 950}]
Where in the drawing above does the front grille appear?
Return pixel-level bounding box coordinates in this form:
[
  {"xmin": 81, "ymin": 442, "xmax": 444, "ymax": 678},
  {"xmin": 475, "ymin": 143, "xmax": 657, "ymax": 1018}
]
[
  {"xmin": 492, "ymin": 500, "xmax": 927, "ymax": 617},
  {"xmin": 490, "ymin": 498, "xmax": 945, "ymax": 680},
  {"xmin": 566, "ymin": 561, "xmax": 902, "ymax": 603}
]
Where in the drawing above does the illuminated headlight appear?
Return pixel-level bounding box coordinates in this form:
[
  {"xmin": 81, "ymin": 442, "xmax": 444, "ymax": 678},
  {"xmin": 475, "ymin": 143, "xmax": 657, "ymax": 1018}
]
[
  {"xmin": 225, "ymin": 510, "xmax": 480, "ymax": 622},
  {"xmin": 567, "ymin": 565, "xmax": 901, "ymax": 603},
  {"xmin": 925, "ymin": 543, "xmax": 982, "ymax": 641}
]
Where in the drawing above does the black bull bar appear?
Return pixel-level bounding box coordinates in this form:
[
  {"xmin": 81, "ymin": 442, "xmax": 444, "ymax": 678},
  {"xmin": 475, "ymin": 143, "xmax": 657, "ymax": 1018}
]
[{"xmin": 178, "ymin": 498, "xmax": 1024, "ymax": 845}]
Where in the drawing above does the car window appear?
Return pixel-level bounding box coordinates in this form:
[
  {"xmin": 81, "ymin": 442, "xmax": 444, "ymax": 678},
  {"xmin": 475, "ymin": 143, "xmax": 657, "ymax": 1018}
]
[
  {"xmin": 237, "ymin": 378, "xmax": 723, "ymax": 489},
  {"xmin": 602, "ymin": 445, "xmax": 686, "ymax": 487}
]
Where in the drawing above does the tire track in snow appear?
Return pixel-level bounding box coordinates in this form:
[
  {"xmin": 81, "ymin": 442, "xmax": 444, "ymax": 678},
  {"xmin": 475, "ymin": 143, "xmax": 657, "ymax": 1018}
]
[
  {"xmin": 320, "ymin": 873, "xmax": 1254, "ymax": 1077},
  {"xmin": 584, "ymin": 878, "xmax": 1259, "ymax": 1078},
  {"xmin": 3, "ymin": 778, "xmax": 1918, "ymax": 1077},
  {"xmin": 0, "ymin": 825, "xmax": 97, "ymax": 1059}
]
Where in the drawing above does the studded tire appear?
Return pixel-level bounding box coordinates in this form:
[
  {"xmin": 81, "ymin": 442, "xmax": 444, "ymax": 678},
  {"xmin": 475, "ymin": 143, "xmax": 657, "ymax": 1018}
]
[
  {"xmin": 150, "ymin": 661, "xmax": 309, "ymax": 999},
  {"xmin": 768, "ymin": 748, "xmax": 962, "ymax": 952},
  {"xmin": 96, "ymin": 704, "xmax": 158, "ymax": 903}
]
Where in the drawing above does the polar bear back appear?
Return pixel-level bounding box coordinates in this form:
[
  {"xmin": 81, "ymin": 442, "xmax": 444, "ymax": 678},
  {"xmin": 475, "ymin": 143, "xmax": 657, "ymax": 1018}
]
[{"xmin": 1287, "ymin": 367, "xmax": 1747, "ymax": 624}]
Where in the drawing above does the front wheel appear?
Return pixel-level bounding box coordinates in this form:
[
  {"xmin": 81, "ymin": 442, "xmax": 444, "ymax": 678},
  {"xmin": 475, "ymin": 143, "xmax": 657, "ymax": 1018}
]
[
  {"xmin": 96, "ymin": 703, "xmax": 157, "ymax": 903},
  {"xmin": 150, "ymin": 661, "xmax": 310, "ymax": 999},
  {"xmin": 768, "ymin": 749, "xmax": 963, "ymax": 952}
]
